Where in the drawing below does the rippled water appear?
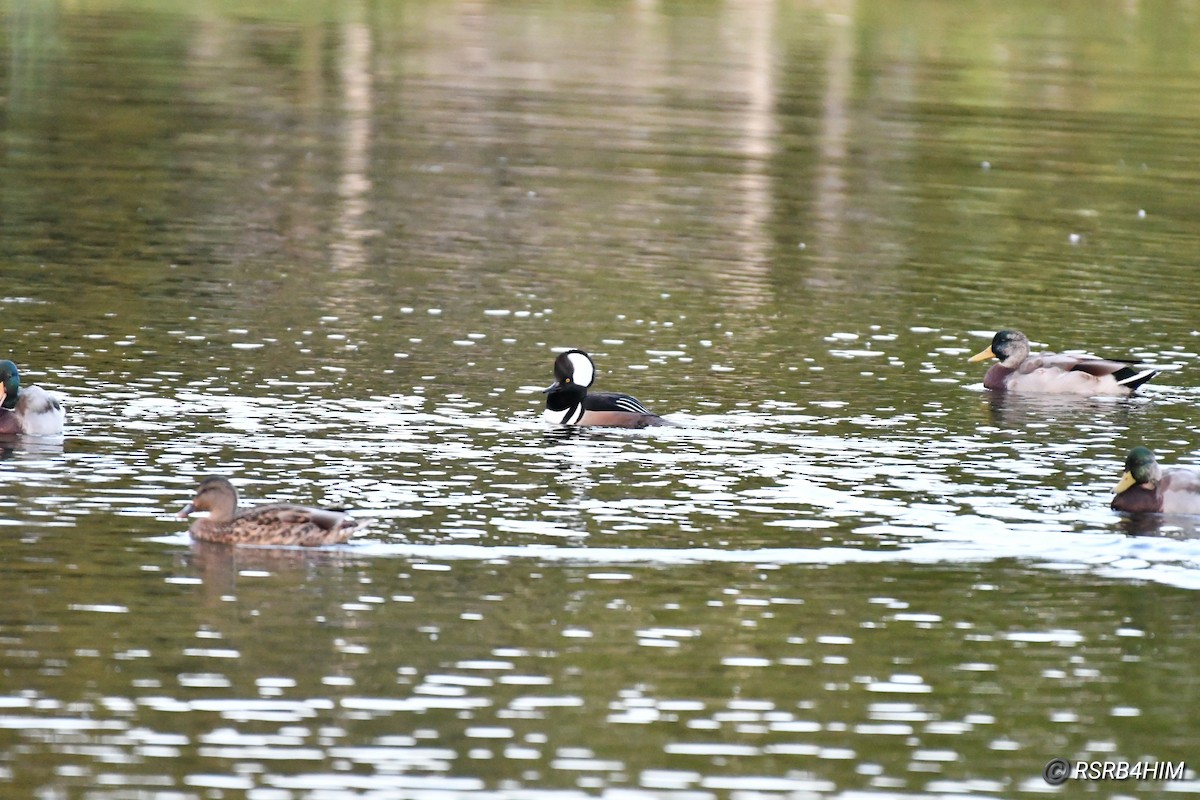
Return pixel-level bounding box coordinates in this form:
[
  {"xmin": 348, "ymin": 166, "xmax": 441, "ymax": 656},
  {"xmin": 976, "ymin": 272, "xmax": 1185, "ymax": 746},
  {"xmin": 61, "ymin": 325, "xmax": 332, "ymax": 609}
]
[{"xmin": 3, "ymin": 0, "xmax": 1200, "ymax": 797}]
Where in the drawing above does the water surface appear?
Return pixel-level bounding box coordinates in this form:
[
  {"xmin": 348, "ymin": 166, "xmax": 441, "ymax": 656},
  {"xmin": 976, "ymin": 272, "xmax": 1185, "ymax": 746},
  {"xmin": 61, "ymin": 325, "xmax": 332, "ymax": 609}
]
[{"xmin": 3, "ymin": 0, "xmax": 1200, "ymax": 797}]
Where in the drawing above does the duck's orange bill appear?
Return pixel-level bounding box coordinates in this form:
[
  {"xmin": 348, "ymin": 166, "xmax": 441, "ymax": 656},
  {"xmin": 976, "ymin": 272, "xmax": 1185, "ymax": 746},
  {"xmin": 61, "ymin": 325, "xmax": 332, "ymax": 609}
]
[
  {"xmin": 1113, "ymin": 471, "xmax": 1136, "ymax": 494},
  {"xmin": 968, "ymin": 346, "xmax": 995, "ymax": 363}
]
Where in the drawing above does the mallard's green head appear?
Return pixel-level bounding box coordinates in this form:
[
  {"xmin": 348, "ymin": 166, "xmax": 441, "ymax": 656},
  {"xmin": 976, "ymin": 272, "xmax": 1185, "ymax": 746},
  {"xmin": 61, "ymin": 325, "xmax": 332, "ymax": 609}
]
[
  {"xmin": 0, "ymin": 361, "xmax": 19, "ymax": 410},
  {"xmin": 969, "ymin": 330, "xmax": 1030, "ymax": 367},
  {"xmin": 1114, "ymin": 446, "xmax": 1160, "ymax": 494},
  {"xmin": 1125, "ymin": 446, "xmax": 1159, "ymax": 484}
]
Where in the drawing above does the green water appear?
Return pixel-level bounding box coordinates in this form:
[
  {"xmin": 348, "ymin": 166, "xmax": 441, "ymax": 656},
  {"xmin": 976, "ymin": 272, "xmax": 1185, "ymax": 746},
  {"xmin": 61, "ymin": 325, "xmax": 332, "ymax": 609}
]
[{"xmin": 2, "ymin": 0, "xmax": 1200, "ymax": 797}]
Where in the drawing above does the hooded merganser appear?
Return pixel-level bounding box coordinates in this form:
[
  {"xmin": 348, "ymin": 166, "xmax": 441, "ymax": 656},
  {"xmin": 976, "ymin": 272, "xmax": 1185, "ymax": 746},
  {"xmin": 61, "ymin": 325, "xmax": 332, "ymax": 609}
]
[
  {"xmin": 542, "ymin": 349, "xmax": 671, "ymax": 428},
  {"xmin": 968, "ymin": 330, "xmax": 1157, "ymax": 396},
  {"xmin": 178, "ymin": 476, "xmax": 363, "ymax": 546},
  {"xmin": 1111, "ymin": 447, "xmax": 1200, "ymax": 515},
  {"xmin": 0, "ymin": 360, "xmax": 65, "ymax": 435}
]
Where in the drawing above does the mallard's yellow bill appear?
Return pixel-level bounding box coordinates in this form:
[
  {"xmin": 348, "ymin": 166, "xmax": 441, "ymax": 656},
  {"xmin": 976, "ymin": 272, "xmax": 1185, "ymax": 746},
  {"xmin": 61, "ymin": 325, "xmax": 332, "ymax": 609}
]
[
  {"xmin": 1113, "ymin": 471, "xmax": 1137, "ymax": 494},
  {"xmin": 968, "ymin": 346, "xmax": 995, "ymax": 363}
]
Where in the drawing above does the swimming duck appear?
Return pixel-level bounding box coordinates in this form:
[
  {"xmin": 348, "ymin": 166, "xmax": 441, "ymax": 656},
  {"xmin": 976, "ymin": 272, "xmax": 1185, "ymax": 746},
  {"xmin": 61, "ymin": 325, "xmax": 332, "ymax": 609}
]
[
  {"xmin": 968, "ymin": 330, "xmax": 1157, "ymax": 396},
  {"xmin": 177, "ymin": 476, "xmax": 362, "ymax": 546},
  {"xmin": 1112, "ymin": 447, "xmax": 1200, "ymax": 515},
  {"xmin": 542, "ymin": 349, "xmax": 671, "ymax": 428},
  {"xmin": 0, "ymin": 360, "xmax": 65, "ymax": 435}
]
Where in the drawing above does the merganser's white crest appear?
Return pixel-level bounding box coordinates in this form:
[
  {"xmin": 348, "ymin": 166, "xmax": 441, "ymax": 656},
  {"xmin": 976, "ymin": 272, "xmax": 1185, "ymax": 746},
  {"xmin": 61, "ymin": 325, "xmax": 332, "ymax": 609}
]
[{"xmin": 566, "ymin": 351, "xmax": 595, "ymax": 387}]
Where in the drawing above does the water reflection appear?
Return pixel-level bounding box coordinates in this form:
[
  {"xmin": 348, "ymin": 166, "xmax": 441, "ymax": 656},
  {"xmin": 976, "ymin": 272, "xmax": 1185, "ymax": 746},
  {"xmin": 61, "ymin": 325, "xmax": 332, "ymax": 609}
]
[
  {"xmin": 334, "ymin": 17, "xmax": 374, "ymax": 272},
  {"xmin": 183, "ymin": 539, "xmax": 364, "ymax": 588},
  {"xmin": 1115, "ymin": 512, "xmax": 1200, "ymax": 540}
]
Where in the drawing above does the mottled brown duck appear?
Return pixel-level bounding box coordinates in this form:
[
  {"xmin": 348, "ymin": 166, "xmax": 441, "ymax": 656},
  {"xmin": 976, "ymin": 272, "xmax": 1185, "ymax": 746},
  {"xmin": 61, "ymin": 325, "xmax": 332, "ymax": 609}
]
[{"xmin": 177, "ymin": 476, "xmax": 361, "ymax": 546}]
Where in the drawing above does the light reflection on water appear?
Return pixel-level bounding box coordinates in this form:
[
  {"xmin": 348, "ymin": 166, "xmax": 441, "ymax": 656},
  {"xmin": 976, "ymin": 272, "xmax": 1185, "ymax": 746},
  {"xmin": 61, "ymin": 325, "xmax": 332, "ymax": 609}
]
[
  {"xmin": 67, "ymin": 363, "xmax": 1200, "ymax": 571},
  {"xmin": 6, "ymin": 366, "xmax": 1200, "ymax": 792},
  {"xmin": 4, "ymin": 541, "xmax": 1194, "ymax": 797},
  {"xmin": 6, "ymin": 319, "xmax": 1200, "ymax": 794}
]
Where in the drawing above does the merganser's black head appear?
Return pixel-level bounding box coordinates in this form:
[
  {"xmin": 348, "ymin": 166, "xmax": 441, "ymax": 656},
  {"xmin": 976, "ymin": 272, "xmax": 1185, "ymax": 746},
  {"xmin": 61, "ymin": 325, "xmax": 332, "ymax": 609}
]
[{"xmin": 542, "ymin": 349, "xmax": 595, "ymax": 412}]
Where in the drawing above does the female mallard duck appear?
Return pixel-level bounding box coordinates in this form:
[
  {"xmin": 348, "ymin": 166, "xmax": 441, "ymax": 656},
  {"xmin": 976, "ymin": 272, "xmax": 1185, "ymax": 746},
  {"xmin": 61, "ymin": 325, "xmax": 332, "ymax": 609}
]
[
  {"xmin": 968, "ymin": 330, "xmax": 1157, "ymax": 396},
  {"xmin": 0, "ymin": 360, "xmax": 65, "ymax": 435},
  {"xmin": 542, "ymin": 349, "xmax": 672, "ymax": 428},
  {"xmin": 177, "ymin": 476, "xmax": 362, "ymax": 546},
  {"xmin": 1112, "ymin": 447, "xmax": 1200, "ymax": 515}
]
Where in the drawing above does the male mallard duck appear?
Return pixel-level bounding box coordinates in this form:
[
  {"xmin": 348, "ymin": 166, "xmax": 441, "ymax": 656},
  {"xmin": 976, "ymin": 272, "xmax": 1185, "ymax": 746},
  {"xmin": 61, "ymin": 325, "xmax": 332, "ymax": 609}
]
[
  {"xmin": 542, "ymin": 349, "xmax": 672, "ymax": 428},
  {"xmin": 1112, "ymin": 447, "xmax": 1200, "ymax": 515},
  {"xmin": 968, "ymin": 330, "xmax": 1157, "ymax": 396},
  {"xmin": 177, "ymin": 476, "xmax": 362, "ymax": 546},
  {"xmin": 0, "ymin": 360, "xmax": 65, "ymax": 435}
]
